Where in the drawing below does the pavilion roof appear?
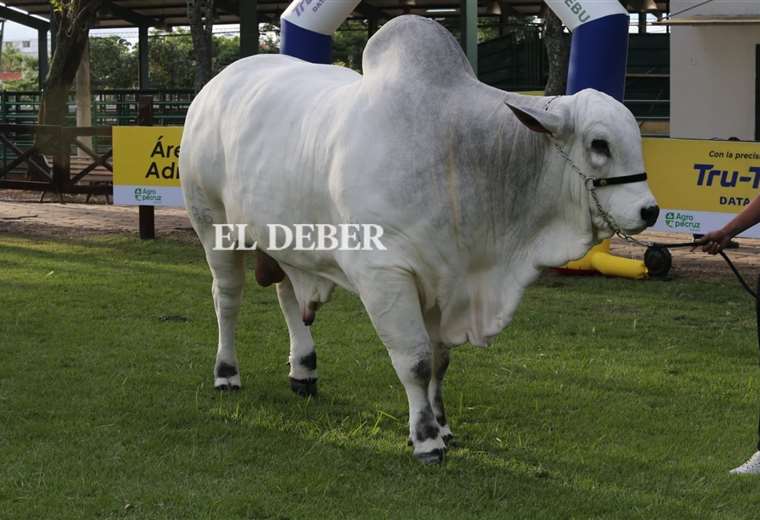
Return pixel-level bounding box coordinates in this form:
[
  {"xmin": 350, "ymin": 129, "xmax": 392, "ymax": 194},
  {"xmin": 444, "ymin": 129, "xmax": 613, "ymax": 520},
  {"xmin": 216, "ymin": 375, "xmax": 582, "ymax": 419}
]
[{"xmin": 0, "ymin": 1, "xmax": 670, "ymax": 30}]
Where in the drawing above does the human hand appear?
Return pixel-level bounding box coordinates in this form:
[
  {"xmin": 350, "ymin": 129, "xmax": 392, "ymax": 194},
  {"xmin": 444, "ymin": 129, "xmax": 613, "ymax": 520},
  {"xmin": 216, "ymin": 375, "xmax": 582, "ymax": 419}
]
[{"xmin": 701, "ymin": 228, "xmax": 733, "ymax": 255}]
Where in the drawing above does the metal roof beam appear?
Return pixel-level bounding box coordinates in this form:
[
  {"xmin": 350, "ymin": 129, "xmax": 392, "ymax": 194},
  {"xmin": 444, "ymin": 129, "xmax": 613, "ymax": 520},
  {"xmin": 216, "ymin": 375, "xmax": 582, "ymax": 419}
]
[
  {"xmin": 501, "ymin": 2, "xmax": 522, "ymax": 16},
  {"xmin": 0, "ymin": 4, "xmax": 48, "ymax": 30},
  {"xmin": 215, "ymin": 0, "xmax": 239, "ymax": 15},
  {"xmin": 101, "ymin": 0, "xmax": 163, "ymax": 27},
  {"xmin": 355, "ymin": 1, "xmax": 387, "ymax": 21}
]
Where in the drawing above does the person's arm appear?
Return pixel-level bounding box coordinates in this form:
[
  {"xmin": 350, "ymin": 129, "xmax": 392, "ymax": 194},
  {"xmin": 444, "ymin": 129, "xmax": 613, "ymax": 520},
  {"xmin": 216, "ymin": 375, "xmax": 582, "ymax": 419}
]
[{"xmin": 702, "ymin": 195, "xmax": 760, "ymax": 254}]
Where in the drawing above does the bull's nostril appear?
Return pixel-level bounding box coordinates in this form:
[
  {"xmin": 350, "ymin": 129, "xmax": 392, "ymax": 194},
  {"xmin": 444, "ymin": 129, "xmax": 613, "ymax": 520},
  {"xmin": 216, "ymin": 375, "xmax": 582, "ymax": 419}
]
[{"xmin": 640, "ymin": 205, "xmax": 660, "ymax": 227}]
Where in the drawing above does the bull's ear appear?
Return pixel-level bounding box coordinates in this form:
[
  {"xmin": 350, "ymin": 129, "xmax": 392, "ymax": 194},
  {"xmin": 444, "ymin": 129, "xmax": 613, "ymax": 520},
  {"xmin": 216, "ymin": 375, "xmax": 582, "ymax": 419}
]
[{"xmin": 504, "ymin": 101, "xmax": 564, "ymax": 136}]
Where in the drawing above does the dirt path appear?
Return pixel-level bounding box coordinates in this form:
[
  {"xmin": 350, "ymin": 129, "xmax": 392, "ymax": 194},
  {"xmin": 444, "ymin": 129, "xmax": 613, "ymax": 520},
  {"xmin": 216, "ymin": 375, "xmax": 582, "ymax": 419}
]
[
  {"xmin": 3, "ymin": 191, "xmax": 760, "ymax": 281},
  {"xmin": 0, "ymin": 191, "xmax": 194, "ymax": 241}
]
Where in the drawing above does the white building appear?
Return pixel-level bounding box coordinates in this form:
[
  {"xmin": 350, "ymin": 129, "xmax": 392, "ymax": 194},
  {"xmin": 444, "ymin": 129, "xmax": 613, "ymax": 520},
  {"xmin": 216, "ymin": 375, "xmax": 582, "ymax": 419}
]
[
  {"xmin": 669, "ymin": 0, "xmax": 760, "ymax": 140},
  {"xmin": 4, "ymin": 37, "xmax": 40, "ymax": 58}
]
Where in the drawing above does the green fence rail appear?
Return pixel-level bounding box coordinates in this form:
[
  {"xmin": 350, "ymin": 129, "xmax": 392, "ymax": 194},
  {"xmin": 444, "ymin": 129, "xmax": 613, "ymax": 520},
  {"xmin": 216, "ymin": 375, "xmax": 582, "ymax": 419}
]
[
  {"xmin": 478, "ymin": 31, "xmax": 670, "ymax": 120},
  {"xmin": 0, "ymin": 90, "xmax": 190, "ymax": 187},
  {"xmin": 0, "ymin": 89, "xmax": 194, "ymax": 127}
]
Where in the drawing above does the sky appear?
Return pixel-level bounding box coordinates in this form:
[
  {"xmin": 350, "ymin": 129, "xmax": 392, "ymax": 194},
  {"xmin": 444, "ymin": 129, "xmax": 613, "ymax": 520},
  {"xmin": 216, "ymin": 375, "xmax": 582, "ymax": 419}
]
[
  {"xmin": 4, "ymin": 20, "xmax": 36, "ymax": 41},
  {"xmin": 1, "ymin": 22, "xmax": 243, "ymax": 43}
]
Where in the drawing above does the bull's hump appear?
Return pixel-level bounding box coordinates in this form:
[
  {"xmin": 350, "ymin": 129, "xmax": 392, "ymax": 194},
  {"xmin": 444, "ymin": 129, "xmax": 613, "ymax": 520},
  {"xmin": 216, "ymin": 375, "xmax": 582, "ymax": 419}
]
[{"xmin": 362, "ymin": 15, "xmax": 474, "ymax": 88}]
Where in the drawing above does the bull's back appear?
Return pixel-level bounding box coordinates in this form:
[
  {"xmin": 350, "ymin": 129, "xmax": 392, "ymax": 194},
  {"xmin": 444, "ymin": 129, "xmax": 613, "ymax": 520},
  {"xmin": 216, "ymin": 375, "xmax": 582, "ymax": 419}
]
[{"xmin": 181, "ymin": 54, "xmax": 361, "ymax": 218}]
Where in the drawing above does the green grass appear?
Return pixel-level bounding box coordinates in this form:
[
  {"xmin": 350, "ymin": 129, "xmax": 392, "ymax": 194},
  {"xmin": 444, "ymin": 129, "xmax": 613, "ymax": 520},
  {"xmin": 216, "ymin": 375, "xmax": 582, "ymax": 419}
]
[{"xmin": 2, "ymin": 234, "xmax": 760, "ymax": 519}]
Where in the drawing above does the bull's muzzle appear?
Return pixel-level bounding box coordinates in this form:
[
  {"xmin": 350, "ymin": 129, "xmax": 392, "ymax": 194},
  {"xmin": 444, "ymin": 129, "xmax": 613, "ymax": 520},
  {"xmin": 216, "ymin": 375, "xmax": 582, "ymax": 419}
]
[{"xmin": 640, "ymin": 205, "xmax": 660, "ymax": 227}]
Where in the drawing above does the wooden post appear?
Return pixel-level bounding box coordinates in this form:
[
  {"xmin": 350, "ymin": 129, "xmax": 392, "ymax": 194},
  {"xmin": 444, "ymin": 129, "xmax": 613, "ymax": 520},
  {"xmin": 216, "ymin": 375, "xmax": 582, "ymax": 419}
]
[
  {"xmin": 138, "ymin": 25, "xmax": 149, "ymax": 91},
  {"xmin": 75, "ymin": 40, "xmax": 92, "ymax": 156},
  {"xmin": 139, "ymin": 205, "xmax": 155, "ymax": 239},
  {"xmin": 137, "ymin": 95, "xmax": 155, "ymax": 240},
  {"xmin": 52, "ymin": 126, "xmax": 69, "ymax": 202},
  {"xmin": 38, "ymin": 28, "xmax": 48, "ymax": 91}
]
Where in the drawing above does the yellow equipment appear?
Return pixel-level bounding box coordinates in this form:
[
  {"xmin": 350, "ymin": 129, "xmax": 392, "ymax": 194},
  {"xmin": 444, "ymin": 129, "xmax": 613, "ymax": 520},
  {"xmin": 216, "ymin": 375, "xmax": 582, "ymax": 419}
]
[{"xmin": 560, "ymin": 240, "xmax": 648, "ymax": 279}]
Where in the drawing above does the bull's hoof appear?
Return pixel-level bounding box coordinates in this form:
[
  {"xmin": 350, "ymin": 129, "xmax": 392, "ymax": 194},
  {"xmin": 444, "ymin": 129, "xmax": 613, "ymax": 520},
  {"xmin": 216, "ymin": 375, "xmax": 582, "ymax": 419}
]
[
  {"xmin": 214, "ymin": 374, "xmax": 241, "ymax": 391},
  {"xmin": 414, "ymin": 448, "xmax": 444, "ymax": 465},
  {"xmin": 215, "ymin": 382, "xmax": 241, "ymax": 391},
  {"xmin": 442, "ymin": 433, "xmax": 454, "ymax": 446},
  {"xmin": 289, "ymin": 377, "xmax": 318, "ymax": 397}
]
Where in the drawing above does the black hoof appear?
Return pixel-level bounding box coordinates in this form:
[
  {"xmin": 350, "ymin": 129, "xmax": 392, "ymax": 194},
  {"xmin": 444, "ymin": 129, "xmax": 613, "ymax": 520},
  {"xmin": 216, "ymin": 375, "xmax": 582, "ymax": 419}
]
[
  {"xmin": 414, "ymin": 448, "xmax": 444, "ymax": 465},
  {"xmin": 407, "ymin": 438, "xmax": 413, "ymax": 447},
  {"xmin": 289, "ymin": 377, "xmax": 318, "ymax": 397},
  {"xmin": 215, "ymin": 384, "xmax": 241, "ymax": 391},
  {"xmin": 442, "ymin": 433, "xmax": 454, "ymax": 445}
]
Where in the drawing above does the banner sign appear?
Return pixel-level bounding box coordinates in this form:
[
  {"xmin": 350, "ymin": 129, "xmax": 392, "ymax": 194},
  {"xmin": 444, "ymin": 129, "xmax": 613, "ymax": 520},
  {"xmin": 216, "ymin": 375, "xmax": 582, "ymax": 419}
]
[
  {"xmin": 644, "ymin": 138, "xmax": 760, "ymax": 238},
  {"xmin": 109, "ymin": 128, "xmax": 759, "ymax": 233},
  {"xmin": 113, "ymin": 126, "xmax": 184, "ymax": 207}
]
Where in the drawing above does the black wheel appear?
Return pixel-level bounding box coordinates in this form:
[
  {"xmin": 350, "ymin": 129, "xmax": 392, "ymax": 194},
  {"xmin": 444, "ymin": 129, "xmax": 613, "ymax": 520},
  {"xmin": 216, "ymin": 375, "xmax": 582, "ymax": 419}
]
[{"xmin": 644, "ymin": 246, "xmax": 672, "ymax": 278}]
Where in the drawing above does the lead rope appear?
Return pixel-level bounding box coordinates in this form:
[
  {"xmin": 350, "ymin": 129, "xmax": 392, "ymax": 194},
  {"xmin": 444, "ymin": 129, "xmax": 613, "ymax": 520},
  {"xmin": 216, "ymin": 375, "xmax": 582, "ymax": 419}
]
[
  {"xmin": 548, "ymin": 100, "xmax": 760, "ymax": 456},
  {"xmin": 551, "ymin": 139, "xmax": 717, "ymax": 249},
  {"xmin": 550, "ymin": 140, "xmax": 628, "ymax": 239},
  {"xmin": 756, "ymin": 275, "xmax": 760, "ymax": 453}
]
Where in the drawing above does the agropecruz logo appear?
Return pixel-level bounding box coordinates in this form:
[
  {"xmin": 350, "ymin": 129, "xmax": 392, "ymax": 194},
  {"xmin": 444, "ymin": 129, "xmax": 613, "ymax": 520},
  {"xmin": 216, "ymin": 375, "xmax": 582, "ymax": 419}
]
[
  {"xmin": 134, "ymin": 187, "xmax": 162, "ymax": 203},
  {"xmin": 663, "ymin": 211, "xmax": 701, "ymax": 232},
  {"xmin": 213, "ymin": 223, "xmax": 387, "ymax": 252}
]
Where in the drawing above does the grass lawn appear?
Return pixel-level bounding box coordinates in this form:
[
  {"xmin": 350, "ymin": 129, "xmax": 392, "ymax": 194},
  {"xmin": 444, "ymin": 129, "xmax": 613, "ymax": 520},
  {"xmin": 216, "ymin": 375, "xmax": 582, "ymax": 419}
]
[{"xmin": 2, "ymin": 233, "xmax": 760, "ymax": 519}]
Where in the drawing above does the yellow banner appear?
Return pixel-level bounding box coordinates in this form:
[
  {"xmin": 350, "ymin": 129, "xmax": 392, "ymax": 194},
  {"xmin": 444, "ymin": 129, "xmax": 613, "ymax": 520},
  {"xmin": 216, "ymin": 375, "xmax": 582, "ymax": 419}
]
[
  {"xmin": 113, "ymin": 126, "xmax": 183, "ymax": 187},
  {"xmin": 644, "ymin": 138, "xmax": 760, "ymax": 213}
]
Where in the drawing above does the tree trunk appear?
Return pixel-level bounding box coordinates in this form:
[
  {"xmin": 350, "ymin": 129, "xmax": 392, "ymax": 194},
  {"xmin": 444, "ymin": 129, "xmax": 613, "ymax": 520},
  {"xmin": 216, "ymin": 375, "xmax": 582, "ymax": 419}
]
[
  {"xmin": 38, "ymin": 1, "xmax": 102, "ymax": 132},
  {"xmin": 187, "ymin": 0, "xmax": 214, "ymax": 93},
  {"xmin": 543, "ymin": 10, "xmax": 571, "ymax": 96}
]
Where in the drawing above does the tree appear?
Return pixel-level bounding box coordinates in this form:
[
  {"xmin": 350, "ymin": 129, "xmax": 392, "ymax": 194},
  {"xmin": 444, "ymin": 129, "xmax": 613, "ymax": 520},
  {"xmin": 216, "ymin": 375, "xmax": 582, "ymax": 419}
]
[
  {"xmin": 542, "ymin": 10, "xmax": 570, "ymax": 96},
  {"xmin": 1, "ymin": 46, "xmax": 39, "ymax": 91},
  {"xmin": 89, "ymin": 35, "xmax": 137, "ymax": 89},
  {"xmin": 214, "ymin": 34, "xmax": 240, "ymax": 74},
  {"xmin": 149, "ymin": 30, "xmax": 195, "ymax": 89},
  {"xmin": 147, "ymin": 31, "xmax": 269, "ymax": 89},
  {"xmin": 39, "ymin": 0, "xmax": 103, "ymax": 128},
  {"xmin": 187, "ymin": 0, "xmax": 214, "ymax": 92},
  {"xmin": 332, "ymin": 24, "xmax": 367, "ymax": 72}
]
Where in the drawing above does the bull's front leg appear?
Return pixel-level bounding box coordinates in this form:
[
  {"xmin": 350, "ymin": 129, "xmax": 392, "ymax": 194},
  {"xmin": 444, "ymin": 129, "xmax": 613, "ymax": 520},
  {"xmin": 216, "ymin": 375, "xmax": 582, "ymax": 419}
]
[
  {"xmin": 359, "ymin": 270, "xmax": 446, "ymax": 464},
  {"xmin": 408, "ymin": 344, "xmax": 453, "ymax": 448},
  {"xmin": 429, "ymin": 345, "xmax": 453, "ymax": 444}
]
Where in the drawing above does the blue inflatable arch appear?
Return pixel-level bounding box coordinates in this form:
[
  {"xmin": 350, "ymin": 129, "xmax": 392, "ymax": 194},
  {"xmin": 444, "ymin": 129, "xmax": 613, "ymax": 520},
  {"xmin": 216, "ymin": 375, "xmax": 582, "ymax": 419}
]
[
  {"xmin": 280, "ymin": 0, "xmax": 361, "ymax": 64},
  {"xmin": 279, "ymin": 0, "xmax": 629, "ymax": 99}
]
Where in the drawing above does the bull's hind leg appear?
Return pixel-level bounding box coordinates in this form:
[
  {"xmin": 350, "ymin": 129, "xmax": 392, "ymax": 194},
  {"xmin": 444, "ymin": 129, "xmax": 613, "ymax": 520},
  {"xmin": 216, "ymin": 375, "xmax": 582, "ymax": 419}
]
[
  {"xmin": 184, "ymin": 185, "xmax": 246, "ymax": 390},
  {"xmin": 207, "ymin": 248, "xmax": 246, "ymax": 390},
  {"xmin": 276, "ymin": 277, "xmax": 318, "ymax": 397},
  {"xmin": 359, "ymin": 271, "xmax": 447, "ymax": 464}
]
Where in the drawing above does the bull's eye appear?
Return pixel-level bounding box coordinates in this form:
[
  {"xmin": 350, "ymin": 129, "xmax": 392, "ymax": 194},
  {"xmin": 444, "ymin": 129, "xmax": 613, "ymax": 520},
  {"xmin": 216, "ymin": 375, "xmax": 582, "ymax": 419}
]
[{"xmin": 591, "ymin": 139, "xmax": 611, "ymax": 157}]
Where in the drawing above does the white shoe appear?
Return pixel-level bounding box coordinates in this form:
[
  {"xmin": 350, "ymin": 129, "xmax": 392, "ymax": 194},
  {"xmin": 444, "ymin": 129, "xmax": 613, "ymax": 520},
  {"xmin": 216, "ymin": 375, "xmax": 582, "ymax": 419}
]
[{"xmin": 729, "ymin": 451, "xmax": 760, "ymax": 475}]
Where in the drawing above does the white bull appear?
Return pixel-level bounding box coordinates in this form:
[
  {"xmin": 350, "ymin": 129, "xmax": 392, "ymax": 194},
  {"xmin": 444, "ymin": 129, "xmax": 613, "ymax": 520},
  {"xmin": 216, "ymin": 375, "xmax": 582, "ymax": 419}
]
[{"xmin": 180, "ymin": 15, "xmax": 658, "ymax": 463}]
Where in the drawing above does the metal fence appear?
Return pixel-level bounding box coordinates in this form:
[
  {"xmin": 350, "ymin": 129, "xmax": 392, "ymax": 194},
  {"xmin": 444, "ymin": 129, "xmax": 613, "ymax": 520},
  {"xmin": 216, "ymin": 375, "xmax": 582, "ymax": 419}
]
[
  {"xmin": 478, "ymin": 31, "xmax": 670, "ymax": 121},
  {"xmin": 0, "ymin": 89, "xmax": 194, "ymax": 126}
]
